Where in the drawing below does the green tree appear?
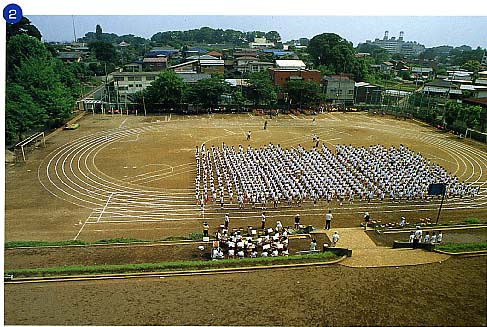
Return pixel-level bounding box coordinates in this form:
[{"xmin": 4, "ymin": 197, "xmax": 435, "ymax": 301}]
[
  {"xmin": 265, "ymin": 31, "xmax": 281, "ymax": 43},
  {"xmin": 232, "ymin": 89, "xmax": 246, "ymax": 111},
  {"xmin": 95, "ymin": 24, "xmax": 103, "ymax": 40},
  {"xmin": 186, "ymin": 76, "xmax": 229, "ymax": 109},
  {"xmin": 247, "ymin": 72, "xmax": 277, "ymax": 107},
  {"xmin": 286, "ymin": 80, "xmax": 322, "ymax": 108},
  {"xmin": 462, "ymin": 60, "xmax": 482, "ymax": 80},
  {"xmin": 444, "ymin": 101, "xmax": 461, "ymax": 126},
  {"xmin": 461, "ymin": 105, "xmax": 482, "ymax": 128},
  {"xmin": 144, "ymin": 70, "xmax": 187, "ymax": 108},
  {"xmin": 308, "ymin": 33, "xmax": 356, "ymax": 74},
  {"xmin": 89, "ymin": 41, "xmax": 119, "ymax": 63},
  {"xmin": 6, "ymin": 16, "xmax": 42, "ymax": 41},
  {"xmin": 6, "ymin": 34, "xmax": 76, "ymax": 139},
  {"xmin": 5, "ymin": 84, "xmax": 47, "ymax": 143}
]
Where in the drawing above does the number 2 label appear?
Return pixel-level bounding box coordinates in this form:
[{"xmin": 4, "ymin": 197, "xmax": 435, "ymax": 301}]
[{"xmin": 3, "ymin": 4, "xmax": 23, "ymax": 24}]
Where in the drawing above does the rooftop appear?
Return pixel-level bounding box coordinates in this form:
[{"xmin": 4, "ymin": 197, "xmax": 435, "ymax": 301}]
[
  {"xmin": 57, "ymin": 52, "xmax": 82, "ymax": 59},
  {"xmin": 275, "ymin": 59, "xmax": 306, "ymax": 68}
]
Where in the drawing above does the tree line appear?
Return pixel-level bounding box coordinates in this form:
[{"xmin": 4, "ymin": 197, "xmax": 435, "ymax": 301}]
[{"xmin": 5, "ymin": 18, "xmax": 81, "ymax": 145}]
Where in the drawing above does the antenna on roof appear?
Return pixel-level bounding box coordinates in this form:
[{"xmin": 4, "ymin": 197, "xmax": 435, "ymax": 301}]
[{"xmin": 72, "ymin": 15, "xmax": 77, "ymax": 43}]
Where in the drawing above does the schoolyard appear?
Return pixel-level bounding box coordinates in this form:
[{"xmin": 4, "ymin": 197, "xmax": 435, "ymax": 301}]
[
  {"xmin": 4, "ymin": 111, "xmax": 487, "ymax": 326},
  {"xmin": 5, "ymin": 111, "xmax": 486, "ymax": 242}
]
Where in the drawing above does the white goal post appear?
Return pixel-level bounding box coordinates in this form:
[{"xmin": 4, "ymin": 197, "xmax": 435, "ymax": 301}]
[{"xmin": 15, "ymin": 132, "xmax": 46, "ymax": 161}]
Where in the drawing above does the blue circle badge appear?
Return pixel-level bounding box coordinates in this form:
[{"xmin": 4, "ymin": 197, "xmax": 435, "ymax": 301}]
[{"xmin": 3, "ymin": 3, "xmax": 23, "ymax": 24}]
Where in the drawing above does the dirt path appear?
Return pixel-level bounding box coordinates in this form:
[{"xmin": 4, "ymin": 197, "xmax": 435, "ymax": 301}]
[{"xmin": 322, "ymin": 227, "xmax": 450, "ymax": 267}]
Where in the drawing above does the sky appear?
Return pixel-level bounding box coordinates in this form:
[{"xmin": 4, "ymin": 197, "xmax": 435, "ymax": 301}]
[
  {"xmin": 28, "ymin": 15, "xmax": 487, "ymax": 49},
  {"xmin": 4, "ymin": 0, "xmax": 485, "ymax": 49}
]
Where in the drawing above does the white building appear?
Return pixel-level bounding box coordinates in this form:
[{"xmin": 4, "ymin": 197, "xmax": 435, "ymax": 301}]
[
  {"xmin": 249, "ymin": 37, "xmax": 275, "ymax": 49},
  {"xmin": 365, "ymin": 31, "xmax": 425, "ymax": 57}
]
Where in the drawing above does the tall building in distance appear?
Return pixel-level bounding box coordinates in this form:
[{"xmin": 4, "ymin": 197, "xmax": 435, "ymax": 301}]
[{"xmin": 365, "ymin": 31, "xmax": 425, "ymax": 57}]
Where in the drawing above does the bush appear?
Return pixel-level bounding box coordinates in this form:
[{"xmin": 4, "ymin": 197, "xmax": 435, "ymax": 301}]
[{"xmin": 463, "ymin": 217, "xmax": 481, "ymax": 224}]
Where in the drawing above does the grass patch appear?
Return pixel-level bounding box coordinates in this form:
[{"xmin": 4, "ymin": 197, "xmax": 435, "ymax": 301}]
[
  {"xmin": 463, "ymin": 217, "xmax": 481, "ymax": 224},
  {"xmin": 4, "ymin": 240, "xmax": 88, "ymax": 248},
  {"xmin": 5, "ymin": 252, "xmax": 338, "ymax": 278},
  {"xmin": 5, "ymin": 233, "xmax": 204, "ymax": 249},
  {"xmin": 436, "ymin": 242, "xmax": 487, "ymax": 253}
]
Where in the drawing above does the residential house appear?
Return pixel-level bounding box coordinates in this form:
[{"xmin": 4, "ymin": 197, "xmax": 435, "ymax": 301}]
[
  {"xmin": 236, "ymin": 56, "xmax": 258, "ymax": 68},
  {"xmin": 235, "ymin": 56, "xmax": 274, "ymax": 73},
  {"xmin": 269, "ymin": 68, "xmax": 322, "ymax": 99},
  {"xmin": 234, "ymin": 49, "xmax": 259, "ymax": 58},
  {"xmin": 261, "ymin": 49, "xmax": 296, "ymax": 58},
  {"xmin": 247, "ymin": 61, "xmax": 274, "ymax": 73},
  {"xmin": 142, "ymin": 57, "xmax": 167, "ymax": 71},
  {"xmin": 170, "ymin": 60, "xmax": 199, "ymax": 73},
  {"xmin": 460, "ymin": 85, "xmax": 487, "ymax": 98},
  {"xmin": 423, "ymin": 79, "xmax": 463, "ymax": 99},
  {"xmin": 354, "ymin": 82, "xmax": 382, "ymax": 104},
  {"xmin": 322, "ymin": 75, "xmax": 355, "ymax": 106},
  {"xmin": 249, "ymin": 37, "xmax": 275, "ymax": 49},
  {"xmin": 124, "ymin": 61, "xmax": 143, "ymax": 72},
  {"xmin": 411, "ymin": 67, "xmax": 433, "ymax": 80},
  {"xmin": 199, "ymin": 59, "xmax": 225, "ymax": 75},
  {"xmin": 146, "ymin": 49, "xmax": 180, "ymax": 60},
  {"xmin": 207, "ymin": 51, "xmax": 223, "ymax": 59},
  {"xmin": 381, "ymin": 61, "xmax": 394, "ymax": 72},
  {"xmin": 184, "ymin": 47, "xmax": 208, "ymax": 58},
  {"xmin": 57, "ymin": 52, "xmax": 82, "ymax": 63}
]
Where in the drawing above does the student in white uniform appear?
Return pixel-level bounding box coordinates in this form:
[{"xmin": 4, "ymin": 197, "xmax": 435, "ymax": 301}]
[{"xmin": 332, "ymin": 231, "xmax": 340, "ymax": 247}]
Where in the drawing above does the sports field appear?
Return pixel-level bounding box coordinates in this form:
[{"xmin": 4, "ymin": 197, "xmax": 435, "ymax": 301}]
[
  {"xmin": 4, "ymin": 111, "xmax": 487, "ymax": 326},
  {"xmin": 5, "ymin": 111, "xmax": 487, "ymax": 242}
]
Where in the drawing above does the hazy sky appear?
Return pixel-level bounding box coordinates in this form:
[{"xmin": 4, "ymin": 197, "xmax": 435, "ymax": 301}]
[{"xmin": 28, "ymin": 15, "xmax": 487, "ymax": 49}]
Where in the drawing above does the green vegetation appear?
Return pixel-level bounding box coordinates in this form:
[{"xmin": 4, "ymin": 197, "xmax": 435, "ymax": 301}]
[
  {"xmin": 5, "ymin": 252, "xmax": 338, "ymax": 278},
  {"xmin": 463, "ymin": 218, "xmax": 482, "ymax": 224},
  {"xmin": 5, "ymin": 234, "xmax": 204, "ymax": 249},
  {"xmin": 5, "ymin": 240, "xmax": 88, "ymax": 248},
  {"xmin": 436, "ymin": 242, "xmax": 487, "ymax": 253}
]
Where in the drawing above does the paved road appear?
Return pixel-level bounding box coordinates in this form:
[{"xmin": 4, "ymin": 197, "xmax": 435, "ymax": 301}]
[{"xmin": 323, "ymin": 227, "xmax": 450, "ymax": 267}]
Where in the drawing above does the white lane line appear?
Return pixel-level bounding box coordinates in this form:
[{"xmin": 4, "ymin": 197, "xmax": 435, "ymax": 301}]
[
  {"xmin": 97, "ymin": 192, "xmax": 115, "ymax": 223},
  {"xmin": 119, "ymin": 118, "xmax": 128, "ymax": 128}
]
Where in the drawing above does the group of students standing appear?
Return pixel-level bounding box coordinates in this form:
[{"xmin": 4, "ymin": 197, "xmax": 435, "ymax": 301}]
[{"xmin": 410, "ymin": 226, "xmax": 443, "ymax": 249}]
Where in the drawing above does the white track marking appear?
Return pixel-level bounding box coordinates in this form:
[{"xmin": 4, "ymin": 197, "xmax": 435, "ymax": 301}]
[
  {"xmin": 119, "ymin": 118, "xmax": 128, "ymax": 128},
  {"xmin": 97, "ymin": 192, "xmax": 115, "ymax": 223},
  {"xmin": 36, "ymin": 114, "xmax": 487, "ymax": 235}
]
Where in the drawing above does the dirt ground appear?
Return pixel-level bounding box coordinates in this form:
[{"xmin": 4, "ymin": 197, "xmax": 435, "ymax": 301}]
[
  {"xmin": 4, "ymin": 255, "xmax": 486, "ymax": 326},
  {"xmin": 5, "ymin": 112, "xmax": 487, "ymax": 242},
  {"xmin": 4, "ymin": 111, "xmax": 487, "ymax": 326}
]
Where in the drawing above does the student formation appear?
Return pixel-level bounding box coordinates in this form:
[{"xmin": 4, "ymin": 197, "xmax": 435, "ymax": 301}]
[{"xmin": 195, "ymin": 142, "xmax": 478, "ymax": 209}]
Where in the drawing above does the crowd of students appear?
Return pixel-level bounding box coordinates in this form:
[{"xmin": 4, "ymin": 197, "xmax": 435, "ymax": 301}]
[
  {"xmin": 209, "ymin": 218, "xmax": 290, "ymax": 260},
  {"xmin": 195, "ymin": 142, "xmax": 477, "ymax": 209}
]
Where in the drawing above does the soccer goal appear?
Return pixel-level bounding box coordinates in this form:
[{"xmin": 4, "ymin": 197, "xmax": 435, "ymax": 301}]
[{"xmin": 15, "ymin": 132, "xmax": 46, "ymax": 161}]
